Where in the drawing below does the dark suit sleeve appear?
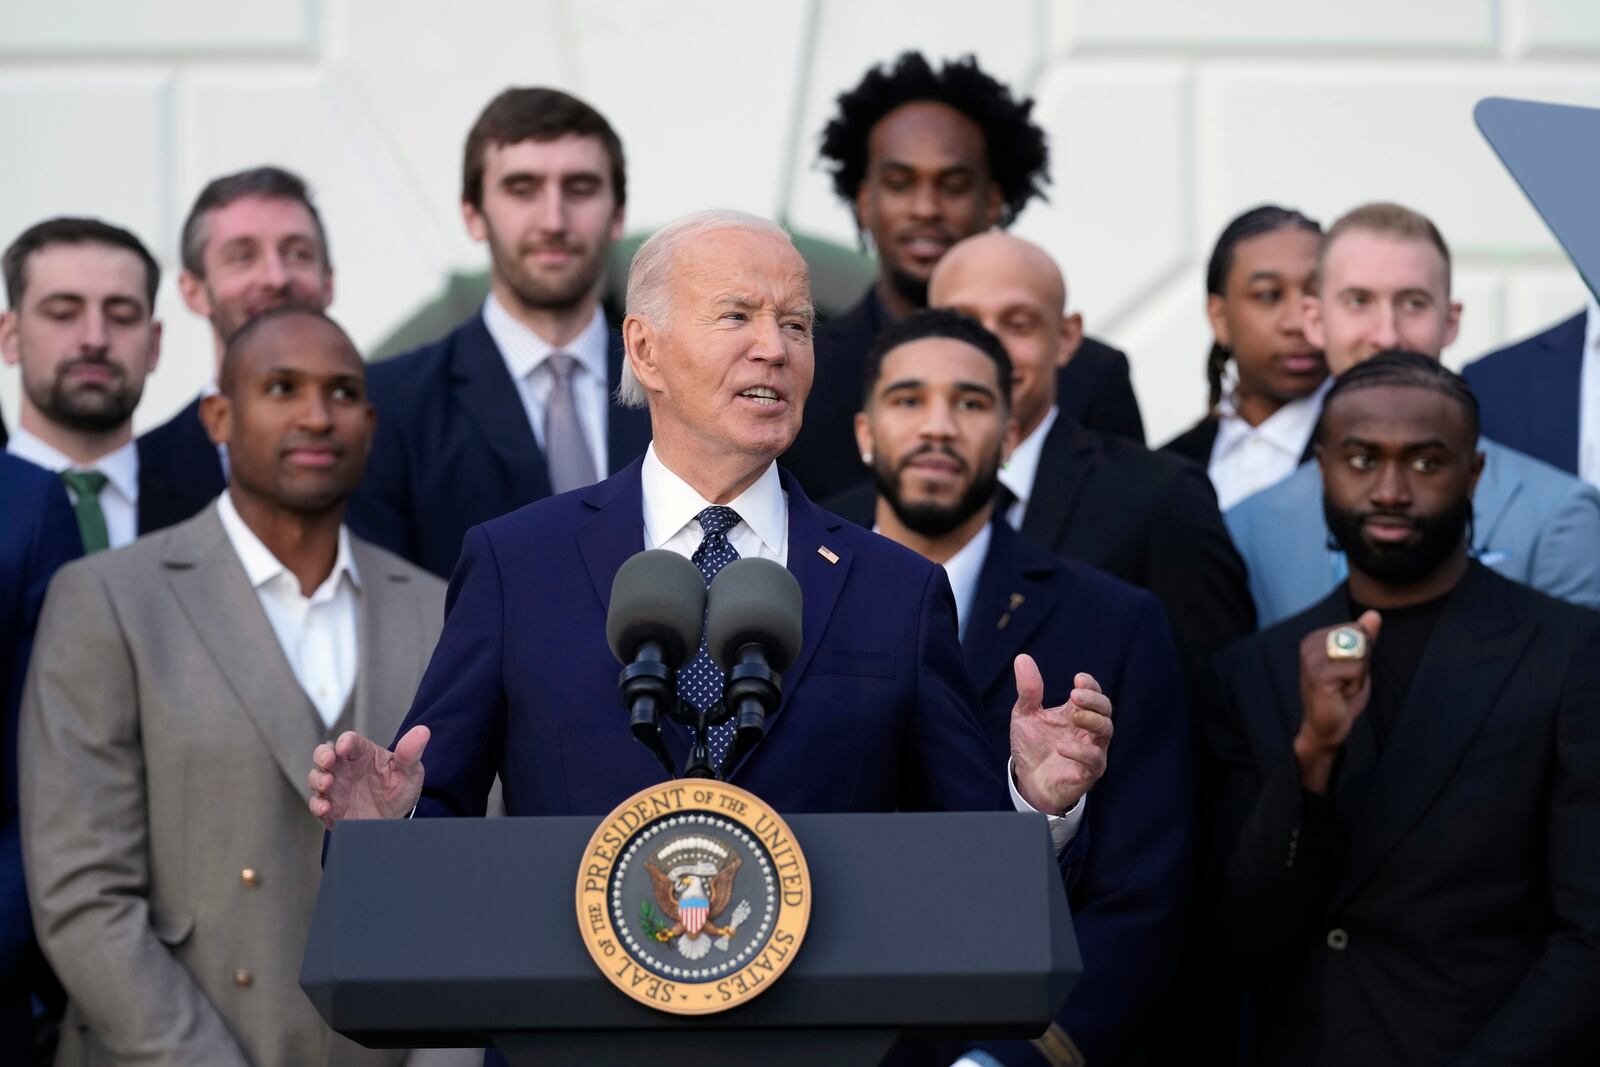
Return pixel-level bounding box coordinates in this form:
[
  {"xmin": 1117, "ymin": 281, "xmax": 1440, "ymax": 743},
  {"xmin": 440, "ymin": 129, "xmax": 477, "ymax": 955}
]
[
  {"xmin": 395, "ymin": 525, "xmax": 507, "ymax": 818},
  {"xmin": 345, "ymin": 381, "xmax": 419, "ymax": 564},
  {"xmin": 1455, "ymin": 623, "xmax": 1600, "ymax": 1064},
  {"xmin": 971, "ymin": 596, "xmax": 1195, "ymax": 1066},
  {"xmin": 1146, "ymin": 464, "xmax": 1256, "ymax": 691},
  {"xmin": 2, "ymin": 483, "xmax": 81, "ymax": 978},
  {"xmin": 1208, "ymin": 646, "xmax": 1345, "ymax": 985},
  {"xmin": 898, "ymin": 567, "xmax": 1012, "ymax": 813},
  {"xmin": 1077, "ymin": 346, "xmax": 1146, "ymax": 444}
]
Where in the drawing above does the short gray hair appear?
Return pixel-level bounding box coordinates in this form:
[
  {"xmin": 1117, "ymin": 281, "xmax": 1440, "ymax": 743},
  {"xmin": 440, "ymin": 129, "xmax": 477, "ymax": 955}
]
[{"xmin": 616, "ymin": 209, "xmax": 800, "ymax": 409}]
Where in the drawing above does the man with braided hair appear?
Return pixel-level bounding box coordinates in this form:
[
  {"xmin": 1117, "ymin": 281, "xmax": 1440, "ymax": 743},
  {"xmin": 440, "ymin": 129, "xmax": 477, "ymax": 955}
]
[{"xmin": 783, "ymin": 52, "xmax": 1143, "ymax": 502}]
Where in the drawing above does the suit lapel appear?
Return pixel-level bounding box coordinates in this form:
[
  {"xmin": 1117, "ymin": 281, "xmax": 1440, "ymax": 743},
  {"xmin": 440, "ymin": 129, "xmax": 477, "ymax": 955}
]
[
  {"xmin": 350, "ymin": 538, "xmax": 423, "ymax": 742},
  {"xmin": 725, "ymin": 474, "xmax": 851, "ymax": 779},
  {"xmin": 449, "ymin": 316, "xmax": 553, "ymax": 504},
  {"xmin": 1333, "ymin": 565, "xmax": 1534, "ymax": 905},
  {"xmin": 961, "ymin": 523, "xmax": 1055, "ymax": 699},
  {"xmin": 160, "ymin": 507, "xmax": 323, "ymax": 799},
  {"xmin": 1522, "ymin": 314, "xmax": 1585, "ymax": 471},
  {"xmin": 1019, "ymin": 415, "xmax": 1096, "ymax": 550}
]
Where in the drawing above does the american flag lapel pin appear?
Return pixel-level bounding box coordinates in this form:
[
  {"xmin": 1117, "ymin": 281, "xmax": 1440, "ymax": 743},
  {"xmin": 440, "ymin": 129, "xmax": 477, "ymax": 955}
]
[{"xmin": 817, "ymin": 545, "xmax": 839, "ymax": 565}]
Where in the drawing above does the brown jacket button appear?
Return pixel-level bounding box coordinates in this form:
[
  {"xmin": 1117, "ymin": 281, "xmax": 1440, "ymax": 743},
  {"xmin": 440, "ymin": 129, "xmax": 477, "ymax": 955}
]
[
  {"xmin": 233, "ymin": 969, "xmax": 253, "ymax": 987},
  {"xmin": 240, "ymin": 868, "xmax": 259, "ymax": 888}
]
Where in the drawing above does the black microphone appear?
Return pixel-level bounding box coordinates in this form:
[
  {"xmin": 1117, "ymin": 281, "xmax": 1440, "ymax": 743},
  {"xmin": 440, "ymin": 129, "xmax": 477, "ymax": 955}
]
[
  {"xmin": 606, "ymin": 550, "xmax": 706, "ymax": 777},
  {"xmin": 706, "ymin": 558, "xmax": 803, "ymax": 777}
]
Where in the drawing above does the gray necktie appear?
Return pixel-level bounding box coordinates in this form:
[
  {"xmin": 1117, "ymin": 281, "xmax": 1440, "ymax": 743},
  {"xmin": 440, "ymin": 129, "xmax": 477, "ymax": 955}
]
[{"xmin": 544, "ymin": 352, "xmax": 598, "ymax": 493}]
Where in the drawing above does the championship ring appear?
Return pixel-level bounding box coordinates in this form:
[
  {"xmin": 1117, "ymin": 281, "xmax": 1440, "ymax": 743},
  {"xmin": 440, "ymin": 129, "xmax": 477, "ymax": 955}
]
[
  {"xmin": 576, "ymin": 780, "xmax": 810, "ymax": 1015},
  {"xmin": 1326, "ymin": 626, "xmax": 1368, "ymax": 661}
]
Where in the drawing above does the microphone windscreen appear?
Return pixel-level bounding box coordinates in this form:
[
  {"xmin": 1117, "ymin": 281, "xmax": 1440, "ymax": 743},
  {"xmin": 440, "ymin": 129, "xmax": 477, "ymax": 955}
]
[
  {"xmin": 706, "ymin": 558, "xmax": 804, "ymax": 673},
  {"xmin": 606, "ymin": 550, "xmax": 707, "ymax": 667}
]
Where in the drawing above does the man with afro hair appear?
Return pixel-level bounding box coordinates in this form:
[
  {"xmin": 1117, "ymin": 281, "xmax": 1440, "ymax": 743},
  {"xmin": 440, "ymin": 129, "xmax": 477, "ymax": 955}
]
[{"xmin": 783, "ymin": 51, "xmax": 1145, "ymax": 502}]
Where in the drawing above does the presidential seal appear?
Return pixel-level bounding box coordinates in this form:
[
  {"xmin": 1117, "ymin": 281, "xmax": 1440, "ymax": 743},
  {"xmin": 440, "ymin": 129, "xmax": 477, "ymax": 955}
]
[{"xmin": 576, "ymin": 780, "xmax": 811, "ymax": 1015}]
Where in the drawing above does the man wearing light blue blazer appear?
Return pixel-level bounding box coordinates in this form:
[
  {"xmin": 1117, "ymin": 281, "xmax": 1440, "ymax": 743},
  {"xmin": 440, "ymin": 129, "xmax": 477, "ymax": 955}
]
[{"xmin": 1226, "ymin": 202, "xmax": 1600, "ymax": 627}]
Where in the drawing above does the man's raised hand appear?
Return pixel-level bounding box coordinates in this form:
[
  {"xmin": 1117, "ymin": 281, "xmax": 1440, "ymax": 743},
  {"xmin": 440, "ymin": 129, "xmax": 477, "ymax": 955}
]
[
  {"xmin": 1009, "ymin": 655, "xmax": 1114, "ymax": 815},
  {"xmin": 307, "ymin": 725, "xmax": 430, "ymax": 829}
]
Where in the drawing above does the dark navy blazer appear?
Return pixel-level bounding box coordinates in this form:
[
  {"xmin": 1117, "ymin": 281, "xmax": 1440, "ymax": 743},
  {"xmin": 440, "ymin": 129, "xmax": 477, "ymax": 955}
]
[
  {"xmin": 1462, "ymin": 310, "xmax": 1586, "ymax": 476},
  {"xmin": 133, "ymin": 394, "xmax": 227, "ymax": 535},
  {"xmin": 0, "ymin": 455, "xmax": 81, "ymax": 1058},
  {"xmin": 396, "ymin": 458, "xmax": 1029, "ymax": 821},
  {"xmin": 960, "ymin": 520, "xmax": 1192, "ymax": 1066},
  {"xmin": 347, "ymin": 313, "xmax": 652, "ymax": 578}
]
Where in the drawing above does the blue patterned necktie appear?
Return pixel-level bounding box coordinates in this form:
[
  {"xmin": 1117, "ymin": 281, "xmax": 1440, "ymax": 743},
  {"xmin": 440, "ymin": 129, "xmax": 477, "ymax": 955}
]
[{"xmin": 677, "ymin": 505, "xmax": 742, "ymax": 766}]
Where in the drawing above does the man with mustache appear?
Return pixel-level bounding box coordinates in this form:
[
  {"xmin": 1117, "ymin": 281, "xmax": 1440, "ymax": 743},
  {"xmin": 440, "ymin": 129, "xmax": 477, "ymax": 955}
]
[
  {"xmin": 137, "ymin": 166, "xmax": 337, "ymax": 533},
  {"xmin": 1209, "ymin": 351, "xmax": 1600, "ymax": 1064},
  {"xmin": 1, "ymin": 217, "xmax": 163, "ymax": 551},
  {"xmin": 1226, "ymin": 202, "xmax": 1600, "ymax": 625},
  {"xmin": 855, "ymin": 307, "xmax": 1191, "ymax": 1065},
  {"xmin": 782, "ymin": 51, "xmax": 1145, "ymax": 503},
  {"xmin": 346, "ymin": 87, "xmax": 650, "ymax": 578},
  {"xmin": 20, "ymin": 307, "xmax": 471, "ymax": 1067}
]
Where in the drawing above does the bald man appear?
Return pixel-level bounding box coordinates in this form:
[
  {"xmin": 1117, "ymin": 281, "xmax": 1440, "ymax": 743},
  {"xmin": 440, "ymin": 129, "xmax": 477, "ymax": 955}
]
[{"xmin": 20, "ymin": 307, "xmax": 467, "ymax": 1066}]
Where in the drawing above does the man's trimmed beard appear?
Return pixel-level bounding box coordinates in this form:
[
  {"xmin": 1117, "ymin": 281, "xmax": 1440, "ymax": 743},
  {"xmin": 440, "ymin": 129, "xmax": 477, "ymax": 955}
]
[
  {"xmin": 872, "ymin": 441, "xmax": 1002, "ymax": 538},
  {"xmin": 486, "ymin": 221, "xmax": 608, "ymax": 313},
  {"xmin": 1323, "ymin": 494, "xmax": 1473, "ymax": 585},
  {"xmin": 25, "ymin": 359, "xmax": 142, "ymax": 434}
]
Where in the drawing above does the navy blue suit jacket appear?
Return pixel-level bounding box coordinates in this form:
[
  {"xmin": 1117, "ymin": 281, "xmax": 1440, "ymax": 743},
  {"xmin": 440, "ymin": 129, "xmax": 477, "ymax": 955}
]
[
  {"xmin": 960, "ymin": 521, "xmax": 1192, "ymax": 1066},
  {"xmin": 396, "ymin": 458, "xmax": 1025, "ymax": 820},
  {"xmin": 0, "ymin": 456, "xmax": 81, "ymax": 1058},
  {"xmin": 132, "ymin": 394, "xmax": 227, "ymax": 535},
  {"xmin": 347, "ymin": 314, "xmax": 652, "ymax": 578},
  {"xmin": 1462, "ymin": 311, "xmax": 1586, "ymax": 477}
]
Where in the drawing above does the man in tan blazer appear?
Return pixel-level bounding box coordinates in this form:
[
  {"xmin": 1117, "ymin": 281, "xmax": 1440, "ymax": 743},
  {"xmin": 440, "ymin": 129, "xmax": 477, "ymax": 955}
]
[{"xmin": 19, "ymin": 308, "xmax": 471, "ymax": 1066}]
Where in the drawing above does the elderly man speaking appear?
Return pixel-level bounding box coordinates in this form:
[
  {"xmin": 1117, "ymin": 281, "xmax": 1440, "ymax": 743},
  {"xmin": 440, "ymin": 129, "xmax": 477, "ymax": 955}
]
[{"xmin": 309, "ymin": 210, "xmax": 1111, "ymax": 846}]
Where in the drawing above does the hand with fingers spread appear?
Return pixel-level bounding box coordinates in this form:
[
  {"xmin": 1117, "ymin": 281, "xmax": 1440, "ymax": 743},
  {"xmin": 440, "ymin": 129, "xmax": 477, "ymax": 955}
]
[
  {"xmin": 307, "ymin": 725, "xmax": 431, "ymax": 829},
  {"xmin": 1009, "ymin": 655, "xmax": 1114, "ymax": 815},
  {"xmin": 1294, "ymin": 609, "xmax": 1383, "ymax": 793}
]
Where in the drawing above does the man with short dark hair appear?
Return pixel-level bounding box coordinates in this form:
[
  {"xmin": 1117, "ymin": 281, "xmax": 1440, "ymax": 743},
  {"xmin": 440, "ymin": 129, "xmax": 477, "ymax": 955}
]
[
  {"xmin": 1227, "ymin": 202, "xmax": 1600, "ymax": 624},
  {"xmin": 1210, "ymin": 351, "xmax": 1600, "ymax": 1064},
  {"xmin": 856, "ymin": 308, "xmax": 1192, "ymax": 1066},
  {"xmin": 20, "ymin": 306, "xmax": 464, "ymax": 1067},
  {"xmin": 783, "ymin": 51, "xmax": 1143, "ymax": 502},
  {"xmin": 1, "ymin": 216, "xmax": 164, "ymax": 551},
  {"xmin": 137, "ymin": 165, "xmax": 336, "ymax": 532},
  {"xmin": 345, "ymin": 86, "xmax": 650, "ymax": 578}
]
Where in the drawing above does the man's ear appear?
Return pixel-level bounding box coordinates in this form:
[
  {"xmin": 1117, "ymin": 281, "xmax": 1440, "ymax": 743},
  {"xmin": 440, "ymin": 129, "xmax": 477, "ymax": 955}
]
[
  {"xmin": 623, "ymin": 314, "xmax": 664, "ymax": 396},
  {"xmin": 1467, "ymin": 446, "xmax": 1486, "ymax": 497},
  {"xmin": 1442, "ymin": 300, "xmax": 1463, "ymax": 351},
  {"xmin": 178, "ymin": 270, "xmax": 211, "ymax": 318},
  {"xmin": 1000, "ymin": 412, "xmax": 1021, "ymax": 463},
  {"xmin": 608, "ymin": 204, "xmax": 626, "ymax": 244},
  {"xmin": 853, "ymin": 409, "xmax": 875, "ymax": 466},
  {"xmin": 984, "ymin": 182, "xmax": 1003, "ymax": 229},
  {"xmin": 1207, "ymin": 293, "xmax": 1231, "ymax": 351},
  {"xmin": 461, "ymin": 199, "xmax": 489, "ymax": 243},
  {"xmin": 0, "ymin": 310, "xmax": 19, "ymax": 367},
  {"xmin": 854, "ymin": 182, "xmax": 873, "ymax": 245},
  {"xmin": 145, "ymin": 320, "xmax": 163, "ymax": 377},
  {"xmin": 198, "ymin": 392, "xmax": 232, "ymax": 447},
  {"xmin": 1302, "ymin": 294, "xmax": 1326, "ymax": 350},
  {"xmin": 1057, "ymin": 312, "xmax": 1084, "ymax": 368}
]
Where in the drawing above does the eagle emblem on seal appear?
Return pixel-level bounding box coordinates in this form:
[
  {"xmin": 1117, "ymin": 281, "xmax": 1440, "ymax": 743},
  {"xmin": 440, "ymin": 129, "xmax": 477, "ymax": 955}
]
[{"xmin": 643, "ymin": 836, "xmax": 752, "ymax": 960}]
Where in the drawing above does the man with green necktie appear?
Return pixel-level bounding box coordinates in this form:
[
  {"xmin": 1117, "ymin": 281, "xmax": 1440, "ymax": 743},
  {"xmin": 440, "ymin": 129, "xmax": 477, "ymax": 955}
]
[{"xmin": 1, "ymin": 217, "xmax": 163, "ymax": 552}]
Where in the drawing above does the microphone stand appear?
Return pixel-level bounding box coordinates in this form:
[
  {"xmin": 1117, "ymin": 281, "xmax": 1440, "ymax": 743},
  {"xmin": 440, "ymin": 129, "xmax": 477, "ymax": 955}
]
[
  {"xmin": 618, "ymin": 640, "xmax": 677, "ymax": 779},
  {"xmin": 619, "ymin": 643, "xmax": 783, "ymax": 781}
]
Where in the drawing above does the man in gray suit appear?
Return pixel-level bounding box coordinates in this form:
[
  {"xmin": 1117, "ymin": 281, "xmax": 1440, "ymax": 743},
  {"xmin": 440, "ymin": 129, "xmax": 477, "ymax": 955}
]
[
  {"xmin": 1227, "ymin": 202, "xmax": 1600, "ymax": 626},
  {"xmin": 19, "ymin": 308, "xmax": 466, "ymax": 1066}
]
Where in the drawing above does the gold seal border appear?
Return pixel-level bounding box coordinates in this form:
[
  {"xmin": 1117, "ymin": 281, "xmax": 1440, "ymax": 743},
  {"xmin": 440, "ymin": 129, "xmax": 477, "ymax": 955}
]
[{"xmin": 575, "ymin": 779, "xmax": 812, "ymax": 1016}]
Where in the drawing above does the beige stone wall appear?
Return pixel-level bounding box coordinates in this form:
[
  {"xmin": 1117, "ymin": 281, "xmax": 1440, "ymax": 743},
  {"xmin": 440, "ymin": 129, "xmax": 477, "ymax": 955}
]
[{"xmin": 3, "ymin": 0, "xmax": 1597, "ymax": 443}]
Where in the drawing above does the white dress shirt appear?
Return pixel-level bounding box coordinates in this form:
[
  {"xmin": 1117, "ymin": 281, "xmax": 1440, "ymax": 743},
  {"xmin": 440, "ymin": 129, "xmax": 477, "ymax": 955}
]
[
  {"xmin": 641, "ymin": 443, "xmax": 788, "ymax": 563},
  {"xmin": 1578, "ymin": 296, "xmax": 1600, "ymax": 491},
  {"xmin": 482, "ymin": 295, "xmax": 610, "ymax": 474},
  {"xmin": 1208, "ymin": 377, "xmax": 1331, "ymax": 511},
  {"xmin": 997, "ymin": 405, "xmax": 1058, "ymax": 528},
  {"xmin": 216, "ymin": 492, "xmax": 360, "ymax": 730},
  {"xmin": 7, "ymin": 427, "xmax": 139, "ymax": 549}
]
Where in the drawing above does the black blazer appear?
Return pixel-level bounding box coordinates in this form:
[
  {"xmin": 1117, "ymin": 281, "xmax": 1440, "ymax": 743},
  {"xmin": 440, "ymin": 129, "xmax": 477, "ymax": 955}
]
[
  {"xmin": 345, "ymin": 313, "xmax": 651, "ymax": 579},
  {"xmin": 134, "ymin": 394, "xmax": 227, "ymax": 535},
  {"xmin": 783, "ymin": 288, "xmax": 1147, "ymax": 504},
  {"xmin": 1462, "ymin": 310, "xmax": 1586, "ymax": 477},
  {"xmin": 1161, "ymin": 413, "xmax": 1219, "ymax": 467},
  {"xmin": 959, "ymin": 521, "xmax": 1192, "ymax": 1066},
  {"xmin": 1209, "ymin": 562, "xmax": 1600, "ymax": 1065}
]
